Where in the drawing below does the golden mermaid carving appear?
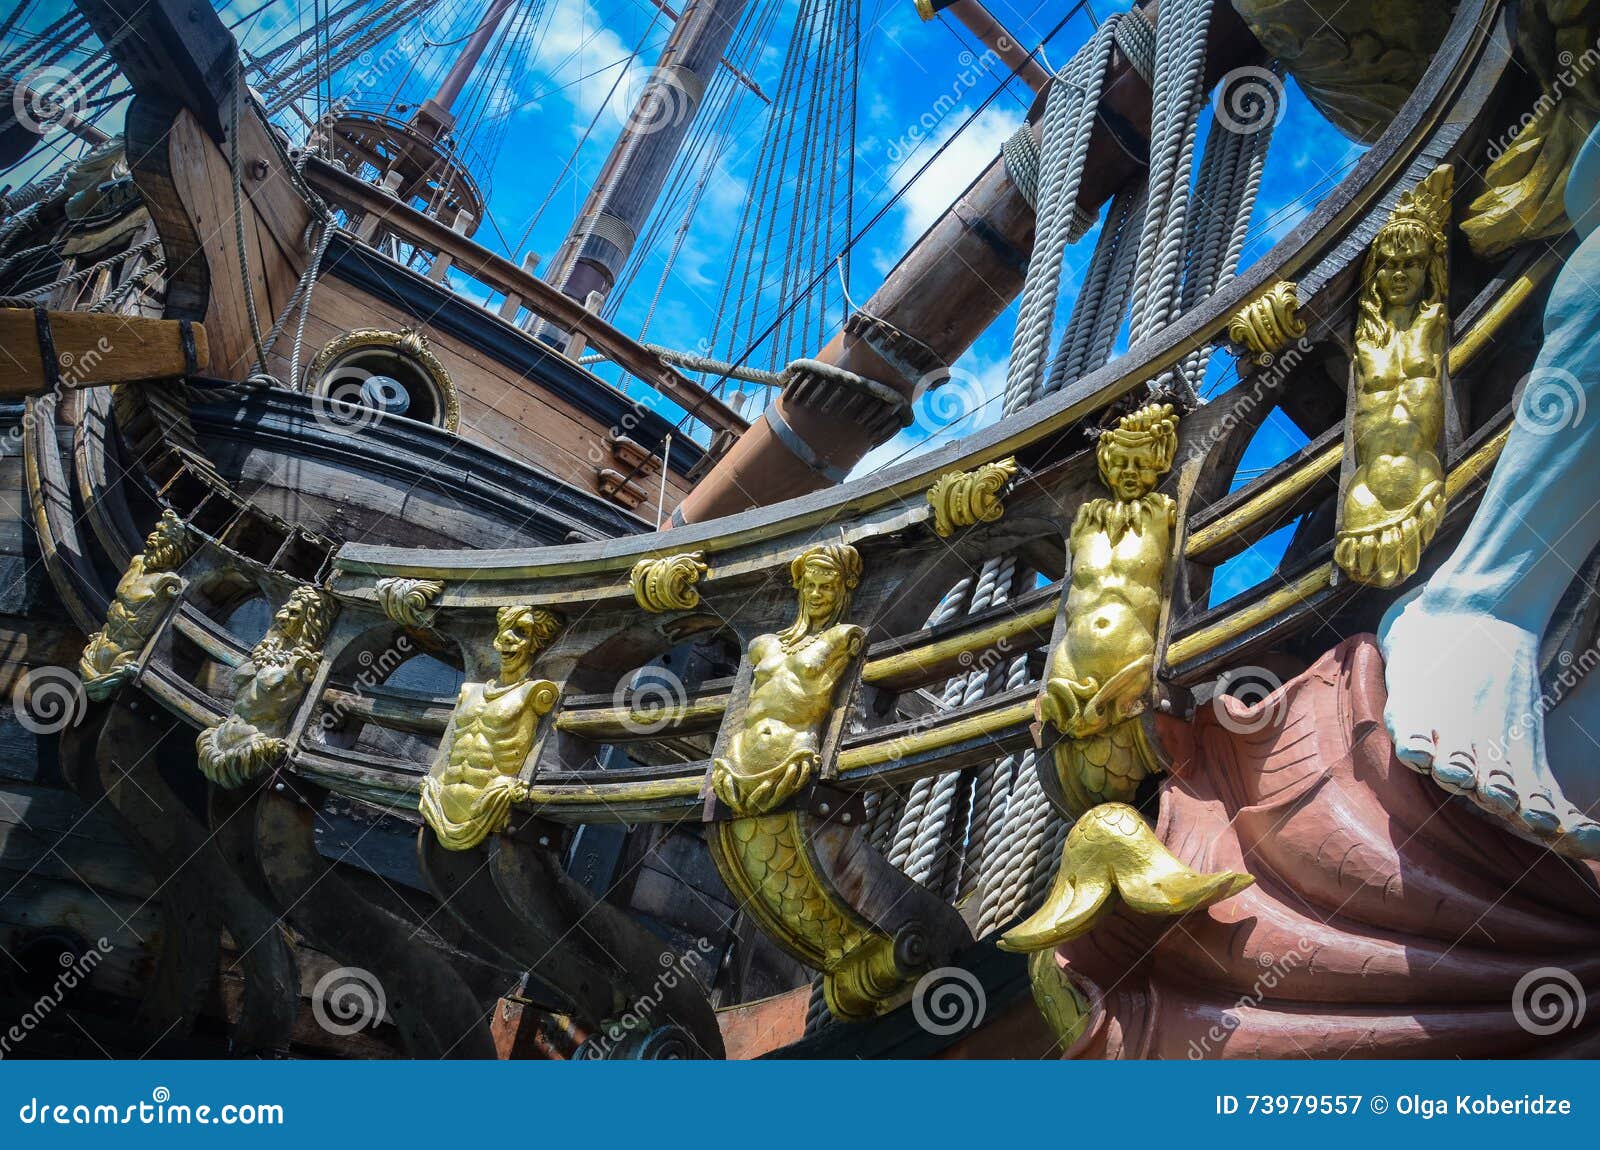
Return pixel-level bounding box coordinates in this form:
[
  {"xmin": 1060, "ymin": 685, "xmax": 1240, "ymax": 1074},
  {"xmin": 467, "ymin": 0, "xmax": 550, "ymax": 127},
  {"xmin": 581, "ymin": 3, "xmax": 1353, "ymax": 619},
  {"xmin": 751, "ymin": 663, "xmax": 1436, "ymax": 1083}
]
[
  {"xmin": 79, "ymin": 510, "xmax": 194, "ymax": 700},
  {"xmin": 1335, "ymin": 165, "xmax": 1452, "ymax": 588},
  {"xmin": 420, "ymin": 605, "xmax": 561, "ymax": 850},
  {"xmin": 197, "ymin": 585, "xmax": 336, "ymax": 788},
  {"xmin": 1037, "ymin": 403, "xmax": 1178, "ymax": 814},
  {"xmin": 710, "ymin": 542, "xmax": 865, "ymax": 817},
  {"xmin": 709, "ymin": 541, "xmax": 946, "ymax": 1020}
]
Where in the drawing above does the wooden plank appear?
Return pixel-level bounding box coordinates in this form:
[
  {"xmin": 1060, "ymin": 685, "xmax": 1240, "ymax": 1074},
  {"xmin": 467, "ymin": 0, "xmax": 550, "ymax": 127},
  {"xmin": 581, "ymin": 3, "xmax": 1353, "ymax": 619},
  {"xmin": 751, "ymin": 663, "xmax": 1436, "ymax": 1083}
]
[{"xmin": 0, "ymin": 311, "xmax": 209, "ymax": 395}]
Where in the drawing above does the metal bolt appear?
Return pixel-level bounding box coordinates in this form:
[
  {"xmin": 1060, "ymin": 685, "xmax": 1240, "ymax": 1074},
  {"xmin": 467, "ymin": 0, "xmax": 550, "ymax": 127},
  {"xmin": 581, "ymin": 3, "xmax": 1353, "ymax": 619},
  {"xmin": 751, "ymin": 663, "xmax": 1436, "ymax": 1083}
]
[
  {"xmin": 840, "ymin": 812, "xmax": 852, "ymax": 824},
  {"xmin": 818, "ymin": 802, "xmax": 831, "ymax": 815}
]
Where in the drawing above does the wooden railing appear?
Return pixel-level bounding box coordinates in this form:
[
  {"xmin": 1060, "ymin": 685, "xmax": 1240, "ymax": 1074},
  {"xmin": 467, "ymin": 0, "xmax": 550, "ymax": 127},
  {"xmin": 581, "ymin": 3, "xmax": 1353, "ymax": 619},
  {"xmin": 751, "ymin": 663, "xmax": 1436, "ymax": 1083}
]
[{"xmin": 303, "ymin": 157, "xmax": 750, "ymax": 440}]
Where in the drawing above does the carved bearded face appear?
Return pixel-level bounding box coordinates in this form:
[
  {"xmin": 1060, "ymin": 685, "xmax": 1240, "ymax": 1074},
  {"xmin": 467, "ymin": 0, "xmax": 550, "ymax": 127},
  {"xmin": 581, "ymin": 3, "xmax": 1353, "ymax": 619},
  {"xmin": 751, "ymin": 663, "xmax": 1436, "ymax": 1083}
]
[
  {"xmin": 143, "ymin": 514, "xmax": 189, "ymax": 571},
  {"xmin": 273, "ymin": 596, "xmax": 308, "ymax": 642}
]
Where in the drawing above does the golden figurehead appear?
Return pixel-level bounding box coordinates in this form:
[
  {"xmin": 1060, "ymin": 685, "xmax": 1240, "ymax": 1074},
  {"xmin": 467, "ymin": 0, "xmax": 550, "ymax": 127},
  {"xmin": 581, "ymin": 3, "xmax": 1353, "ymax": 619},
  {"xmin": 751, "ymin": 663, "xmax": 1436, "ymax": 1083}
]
[
  {"xmin": 1335, "ymin": 164, "xmax": 1452, "ymax": 587},
  {"xmin": 711, "ymin": 541, "xmax": 865, "ymax": 816},
  {"xmin": 1038, "ymin": 402, "xmax": 1178, "ymax": 813},
  {"xmin": 420, "ymin": 605, "xmax": 561, "ymax": 850},
  {"xmin": 197, "ymin": 585, "xmax": 336, "ymax": 788},
  {"xmin": 79, "ymin": 510, "xmax": 194, "ymax": 700}
]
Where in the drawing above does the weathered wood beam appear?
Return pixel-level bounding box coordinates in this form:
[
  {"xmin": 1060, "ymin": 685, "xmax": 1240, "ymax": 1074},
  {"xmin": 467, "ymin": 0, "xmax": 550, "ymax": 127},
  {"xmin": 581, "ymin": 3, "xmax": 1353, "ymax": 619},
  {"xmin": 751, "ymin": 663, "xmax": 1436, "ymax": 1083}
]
[
  {"xmin": 72, "ymin": 0, "xmax": 236, "ymax": 141},
  {"xmin": 0, "ymin": 310, "xmax": 208, "ymax": 396}
]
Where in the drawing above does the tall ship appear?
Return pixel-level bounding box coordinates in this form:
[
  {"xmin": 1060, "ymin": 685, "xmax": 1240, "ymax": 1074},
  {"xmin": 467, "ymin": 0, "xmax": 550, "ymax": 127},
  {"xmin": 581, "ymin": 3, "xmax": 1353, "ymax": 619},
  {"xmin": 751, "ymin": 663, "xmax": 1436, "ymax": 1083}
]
[{"xmin": 1, "ymin": 0, "xmax": 1598, "ymax": 1059}]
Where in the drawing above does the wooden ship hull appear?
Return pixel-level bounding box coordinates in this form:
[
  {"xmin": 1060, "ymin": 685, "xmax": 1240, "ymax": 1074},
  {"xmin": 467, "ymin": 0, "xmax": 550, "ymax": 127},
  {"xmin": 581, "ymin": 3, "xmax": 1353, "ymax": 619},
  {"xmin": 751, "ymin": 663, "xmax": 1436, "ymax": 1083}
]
[{"xmin": 2, "ymin": 0, "xmax": 1599, "ymax": 1059}]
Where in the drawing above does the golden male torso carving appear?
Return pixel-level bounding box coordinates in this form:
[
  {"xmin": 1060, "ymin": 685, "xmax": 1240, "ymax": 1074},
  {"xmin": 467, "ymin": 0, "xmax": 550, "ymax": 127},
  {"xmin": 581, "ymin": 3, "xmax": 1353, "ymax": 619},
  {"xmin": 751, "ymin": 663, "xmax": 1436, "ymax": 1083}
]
[
  {"xmin": 79, "ymin": 510, "xmax": 192, "ymax": 700},
  {"xmin": 1336, "ymin": 165, "xmax": 1452, "ymax": 587},
  {"xmin": 420, "ymin": 606, "xmax": 561, "ymax": 850},
  {"xmin": 1038, "ymin": 404, "xmax": 1179, "ymax": 814}
]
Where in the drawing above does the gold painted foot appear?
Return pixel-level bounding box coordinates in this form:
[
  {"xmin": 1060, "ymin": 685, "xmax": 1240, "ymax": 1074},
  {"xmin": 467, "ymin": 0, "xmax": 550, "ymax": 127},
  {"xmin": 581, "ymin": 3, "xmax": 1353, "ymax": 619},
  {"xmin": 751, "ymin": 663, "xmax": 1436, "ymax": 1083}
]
[{"xmin": 998, "ymin": 802, "xmax": 1252, "ymax": 953}]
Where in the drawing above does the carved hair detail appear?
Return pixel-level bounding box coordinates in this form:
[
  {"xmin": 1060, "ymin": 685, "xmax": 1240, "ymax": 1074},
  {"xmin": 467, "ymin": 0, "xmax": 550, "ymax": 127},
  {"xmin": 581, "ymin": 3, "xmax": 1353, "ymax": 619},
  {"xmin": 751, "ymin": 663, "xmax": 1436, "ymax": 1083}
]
[
  {"xmin": 495, "ymin": 604, "xmax": 563, "ymax": 648},
  {"xmin": 777, "ymin": 542, "xmax": 863, "ymax": 647},
  {"xmin": 259, "ymin": 585, "xmax": 335, "ymax": 659},
  {"xmin": 1356, "ymin": 164, "xmax": 1452, "ymax": 346},
  {"xmin": 1095, "ymin": 402, "xmax": 1179, "ymax": 490},
  {"xmin": 143, "ymin": 510, "xmax": 193, "ymax": 572}
]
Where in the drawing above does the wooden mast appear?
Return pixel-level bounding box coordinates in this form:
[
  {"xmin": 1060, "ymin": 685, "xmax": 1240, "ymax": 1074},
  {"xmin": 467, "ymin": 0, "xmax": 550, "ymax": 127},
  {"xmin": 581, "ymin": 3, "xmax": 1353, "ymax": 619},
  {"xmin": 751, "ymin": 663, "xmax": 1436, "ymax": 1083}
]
[
  {"xmin": 411, "ymin": 0, "xmax": 520, "ymax": 140},
  {"xmin": 547, "ymin": 0, "xmax": 754, "ymax": 306},
  {"xmin": 673, "ymin": 0, "xmax": 1263, "ymax": 524}
]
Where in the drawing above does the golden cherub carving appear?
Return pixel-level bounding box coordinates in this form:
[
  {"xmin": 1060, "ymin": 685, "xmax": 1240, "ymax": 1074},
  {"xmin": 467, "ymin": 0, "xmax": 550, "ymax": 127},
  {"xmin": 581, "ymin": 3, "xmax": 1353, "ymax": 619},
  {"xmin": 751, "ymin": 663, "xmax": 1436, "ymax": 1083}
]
[
  {"xmin": 197, "ymin": 585, "xmax": 336, "ymax": 788},
  {"xmin": 1335, "ymin": 164, "xmax": 1452, "ymax": 587},
  {"xmin": 420, "ymin": 605, "xmax": 562, "ymax": 850},
  {"xmin": 1037, "ymin": 403, "xmax": 1178, "ymax": 814},
  {"xmin": 79, "ymin": 510, "xmax": 194, "ymax": 700},
  {"xmin": 710, "ymin": 542, "xmax": 865, "ymax": 816}
]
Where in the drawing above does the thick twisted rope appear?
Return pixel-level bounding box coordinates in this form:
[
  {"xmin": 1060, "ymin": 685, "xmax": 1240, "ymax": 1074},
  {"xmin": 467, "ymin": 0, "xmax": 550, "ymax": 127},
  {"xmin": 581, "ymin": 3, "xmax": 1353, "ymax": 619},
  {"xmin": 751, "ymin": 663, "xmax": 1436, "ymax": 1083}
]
[{"xmin": 1002, "ymin": 19, "xmax": 1120, "ymax": 412}]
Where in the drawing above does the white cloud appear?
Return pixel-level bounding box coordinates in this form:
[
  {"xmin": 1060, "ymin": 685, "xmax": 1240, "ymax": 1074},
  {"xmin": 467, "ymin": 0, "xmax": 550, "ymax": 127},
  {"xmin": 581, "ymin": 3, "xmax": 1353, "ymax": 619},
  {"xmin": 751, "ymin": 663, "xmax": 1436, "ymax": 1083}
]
[{"xmin": 865, "ymin": 103, "xmax": 1021, "ymax": 276}]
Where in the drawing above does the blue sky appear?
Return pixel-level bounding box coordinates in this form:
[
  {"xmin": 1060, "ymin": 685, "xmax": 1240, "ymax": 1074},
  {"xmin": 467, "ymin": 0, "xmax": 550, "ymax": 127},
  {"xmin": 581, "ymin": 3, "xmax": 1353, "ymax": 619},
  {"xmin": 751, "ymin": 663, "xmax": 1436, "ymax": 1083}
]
[{"xmin": 5, "ymin": 0, "xmax": 1365, "ymax": 599}]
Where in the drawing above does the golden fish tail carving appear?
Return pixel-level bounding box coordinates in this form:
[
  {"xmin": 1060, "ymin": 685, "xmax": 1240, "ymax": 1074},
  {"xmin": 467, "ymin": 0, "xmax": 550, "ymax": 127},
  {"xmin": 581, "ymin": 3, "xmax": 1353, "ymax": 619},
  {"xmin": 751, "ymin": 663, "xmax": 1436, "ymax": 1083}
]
[
  {"xmin": 709, "ymin": 813, "xmax": 905, "ymax": 1021},
  {"xmin": 999, "ymin": 802, "xmax": 1253, "ymax": 953},
  {"xmin": 1027, "ymin": 948, "xmax": 1093, "ymax": 1049},
  {"xmin": 1051, "ymin": 715, "xmax": 1159, "ymax": 818}
]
